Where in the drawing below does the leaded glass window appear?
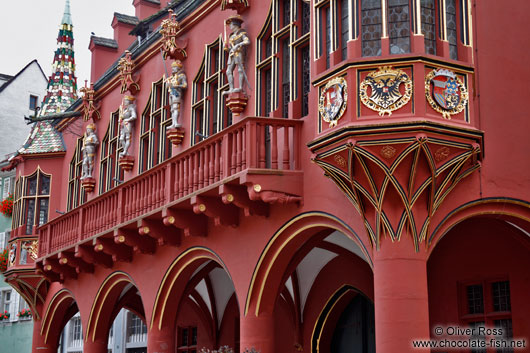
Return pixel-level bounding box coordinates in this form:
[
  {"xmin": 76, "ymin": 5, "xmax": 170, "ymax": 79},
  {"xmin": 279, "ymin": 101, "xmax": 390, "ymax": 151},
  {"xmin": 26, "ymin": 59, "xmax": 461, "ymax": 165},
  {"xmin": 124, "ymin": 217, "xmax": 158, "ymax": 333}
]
[
  {"xmin": 446, "ymin": 0, "xmax": 458, "ymax": 59},
  {"xmin": 388, "ymin": 0, "xmax": 410, "ymax": 54},
  {"xmin": 362, "ymin": 0, "xmax": 382, "ymax": 57},
  {"xmin": 421, "ymin": 0, "xmax": 436, "ymax": 54}
]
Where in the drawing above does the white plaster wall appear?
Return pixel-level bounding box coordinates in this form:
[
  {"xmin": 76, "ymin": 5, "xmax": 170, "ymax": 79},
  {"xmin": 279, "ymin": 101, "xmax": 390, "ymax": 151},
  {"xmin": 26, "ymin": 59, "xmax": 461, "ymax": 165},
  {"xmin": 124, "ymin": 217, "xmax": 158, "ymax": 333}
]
[{"xmin": 0, "ymin": 61, "xmax": 48, "ymax": 159}]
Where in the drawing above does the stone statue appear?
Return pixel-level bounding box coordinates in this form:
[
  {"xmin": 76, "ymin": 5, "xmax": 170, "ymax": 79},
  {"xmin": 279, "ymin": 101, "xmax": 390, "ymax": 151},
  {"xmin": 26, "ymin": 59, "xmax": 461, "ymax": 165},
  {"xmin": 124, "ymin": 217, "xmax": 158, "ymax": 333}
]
[
  {"xmin": 224, "ymin": 15, "xmax": 251, "ymax": 95},
  {"xmin": 165, "ymin": 60, "xmax": 187, "ymax": 128},
  {"xmin": 81, "ymin": 123, "xmax": 99, "ymax": 180},
  {"xmin": 119, "ymin": 95, "xmax": 137, "ymax": 158}
]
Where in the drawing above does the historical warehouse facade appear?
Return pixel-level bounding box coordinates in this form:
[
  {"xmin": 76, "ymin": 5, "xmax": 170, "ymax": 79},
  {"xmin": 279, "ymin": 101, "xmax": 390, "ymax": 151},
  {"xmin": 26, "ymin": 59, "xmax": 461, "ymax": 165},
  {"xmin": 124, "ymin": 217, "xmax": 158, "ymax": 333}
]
[{"xmin": 3, "ymin": 0, "xmax": 530, "ymax": 352}]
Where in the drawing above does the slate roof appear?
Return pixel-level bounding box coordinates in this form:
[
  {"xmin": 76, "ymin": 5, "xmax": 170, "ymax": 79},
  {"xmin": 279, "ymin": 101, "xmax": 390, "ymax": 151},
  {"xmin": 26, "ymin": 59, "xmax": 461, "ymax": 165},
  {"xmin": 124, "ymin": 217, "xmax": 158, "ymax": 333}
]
[
  {"xmin": 91, "ymin": 36, "xmax": 119, "ymax": 49},
  {"xmin": 114, "ymin": 12, "xmax": 140, "ymax": 26},
  {"xmin": 18, "ymin": 121, "xmax": 66, "ymax": 155}
]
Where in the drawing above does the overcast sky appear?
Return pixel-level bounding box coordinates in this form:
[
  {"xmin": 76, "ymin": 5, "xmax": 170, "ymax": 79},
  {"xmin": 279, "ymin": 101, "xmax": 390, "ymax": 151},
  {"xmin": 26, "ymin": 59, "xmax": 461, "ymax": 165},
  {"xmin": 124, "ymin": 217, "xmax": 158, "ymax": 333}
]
[{"xmin": 0, "ymin": 0, "xmax": 135, "ymax": 89}]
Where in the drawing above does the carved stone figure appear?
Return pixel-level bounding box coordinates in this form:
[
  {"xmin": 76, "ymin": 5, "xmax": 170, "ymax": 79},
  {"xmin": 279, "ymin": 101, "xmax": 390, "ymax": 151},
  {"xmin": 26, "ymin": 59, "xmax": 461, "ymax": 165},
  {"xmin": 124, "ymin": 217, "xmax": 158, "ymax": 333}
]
[
  {"xmin": 119, "ymin": 96, "xmax": 137, "ymax": 158},
  {"xmin": 165, "ymin": 60, "xmax": 188, "ymax": 128},
  {"xmin": 81, "ymin": 123, "xmax": 99, "ymax": 180},
  {"xmin": 224, "ymin": 15, "xmax": 250, "ymax": 94}
]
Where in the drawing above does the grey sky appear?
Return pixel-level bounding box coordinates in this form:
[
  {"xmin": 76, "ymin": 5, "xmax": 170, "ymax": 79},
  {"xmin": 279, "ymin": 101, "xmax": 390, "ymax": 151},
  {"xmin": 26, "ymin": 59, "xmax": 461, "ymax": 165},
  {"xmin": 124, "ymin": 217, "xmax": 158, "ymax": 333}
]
[{"xmin": 0, "ymin": 0, "xmax": 135, "ymax": 90}]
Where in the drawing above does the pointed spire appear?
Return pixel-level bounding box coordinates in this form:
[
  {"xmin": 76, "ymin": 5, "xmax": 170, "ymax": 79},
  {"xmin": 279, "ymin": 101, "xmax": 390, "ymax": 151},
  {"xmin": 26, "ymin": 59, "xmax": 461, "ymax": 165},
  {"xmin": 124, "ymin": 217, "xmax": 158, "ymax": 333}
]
[
  {"xmin": 62, "ymin": 0, "xmax": 72, "ymax": 26},
  {"xmin": 39, "ymin": 0, "xmax": 77, "ymax": 116}
]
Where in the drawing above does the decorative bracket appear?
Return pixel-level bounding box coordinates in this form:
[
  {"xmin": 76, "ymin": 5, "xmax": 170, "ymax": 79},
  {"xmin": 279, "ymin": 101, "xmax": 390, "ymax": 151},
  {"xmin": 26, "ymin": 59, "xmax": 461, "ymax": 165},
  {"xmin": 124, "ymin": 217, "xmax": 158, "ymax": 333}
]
[
  {"xmin": 117, "ymin": 50, "xmax": 140, "ymax": 95},
  {"xmin": 80, "ymin": 80, "xmax": 101, "ymax": 121},
  {"xmin": 221, "ymin": 0, "xmax": 250, "ymax": 13},
  {"xmin": 160, "ymin": 9, "xmax": 188, "ymax": 61}
]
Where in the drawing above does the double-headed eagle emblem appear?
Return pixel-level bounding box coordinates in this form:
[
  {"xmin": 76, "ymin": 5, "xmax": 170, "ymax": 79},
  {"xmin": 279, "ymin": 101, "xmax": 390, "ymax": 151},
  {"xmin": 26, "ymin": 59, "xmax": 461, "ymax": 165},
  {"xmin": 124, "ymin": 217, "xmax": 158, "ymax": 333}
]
[{"xmin": 359, "ymin": 66, "xmax": 413, "ymax": 116}]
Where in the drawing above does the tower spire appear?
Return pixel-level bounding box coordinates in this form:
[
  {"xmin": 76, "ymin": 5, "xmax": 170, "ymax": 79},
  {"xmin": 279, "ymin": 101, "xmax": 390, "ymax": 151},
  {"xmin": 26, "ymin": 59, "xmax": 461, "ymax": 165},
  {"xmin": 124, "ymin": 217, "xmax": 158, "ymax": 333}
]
[
  {"xmin": 39, "ymin": 0, "xmax": 77, "ymax": 116},
  {"xmin": 62, "ymin": 0, "xmax": 72, "ymax": 26}
]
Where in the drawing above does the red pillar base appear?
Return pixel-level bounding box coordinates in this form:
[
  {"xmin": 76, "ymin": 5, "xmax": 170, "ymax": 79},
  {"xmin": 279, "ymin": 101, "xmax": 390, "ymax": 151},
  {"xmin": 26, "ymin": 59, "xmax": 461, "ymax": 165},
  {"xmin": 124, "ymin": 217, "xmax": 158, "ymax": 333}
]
[
  {"xmin": 83, "ymin": 339, "xmax": 108, "ymax": 353},
  {"xmin": 240, "ymin": 313, "xmax": 275, "ymax": 353},
  {"xmin": 147, "ymin": 327, "xmax": 175, "ymax": 353},
  {"xmin": 31, "ymin": 320, "xmax": 56, "ymax": 353},
  {"xmin": 373, "ymin": 240, "xmax": 430, "ymax": 352}
]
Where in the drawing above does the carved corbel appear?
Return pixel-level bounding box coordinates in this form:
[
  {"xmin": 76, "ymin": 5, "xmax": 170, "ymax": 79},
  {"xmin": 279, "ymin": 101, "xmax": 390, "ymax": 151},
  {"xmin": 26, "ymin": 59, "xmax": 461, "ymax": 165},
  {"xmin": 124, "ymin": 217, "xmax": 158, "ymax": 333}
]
[
  {"xmin": 138, "ymin": 219, "xmax": 180, "ymax": 246},
  {"xmin": 58, "ymin": 251, "xmax": 94, "ymax": 274},
  {"xmin": 75, "ymin": 244, "xmax": 113, "ymax": 269},
  {"xmin": 159, "ymin": 9, "xmax": 188, "ymax": 61},
  {"xmin": 162, "ymin": 208, "xmax": 207, "ymax": 237},
  {"xmin": 114, "ymin": 229, "xmax": 156, "ymax": 254},
  {"xmin": 43, "ymin": 258, "xmax": 77, "ymax": 282},
  {"xmin": 219, "ymin": 184, "xmax": 268, "ymax": 217},
  {"xmin": 94, "ymin": 237, "xmax": 133, "ymax": 262},
  {"xmin": 117, "ymin": 50, "xmax": 140, "ymax": 95},
  {"xmin": 247, "ymin": 184, "xmax": 302, "ymax": 205},
  {"xmin": 191, "ymin": 195, "xmax": 239, "ymax": 227}
]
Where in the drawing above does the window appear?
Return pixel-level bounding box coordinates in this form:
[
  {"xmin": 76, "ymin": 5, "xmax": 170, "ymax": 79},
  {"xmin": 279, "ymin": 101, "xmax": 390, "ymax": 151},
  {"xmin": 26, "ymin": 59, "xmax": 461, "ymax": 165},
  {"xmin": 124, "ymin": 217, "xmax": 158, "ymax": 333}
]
[
  {"xmin": 67, "ymin": 138, "xmax": 86, "ymax": 211},
  {"xmin": 2, "ymin": 176, "xmax": 12, "ymax": 199},
  {"xmin": 361, "ymin": 0, "xmax": 383, "ymax": 56},
  {"xmin": 139, "ymin": 78, "xmax": 173, "ymax": 172},
  {"xmin": 12, "ymin": 169, "xmax": 51, "ymax": 235},
  {"xmin": 191, "ymin": 38, "xmax": 231, "ymax": 145},
  {"xmin": 257, "ymin": 0, "xmax": 310, "ymax": 118},
  {"xmin": 461, "ymin": 280, "xmax": 514, "ymax": 353},
  {"xmin": 1, "ymin": 290, "xmax": 11, "ymax": 316},
  {"xmin": 29, "ymin": 95, "xmax": 38, "ymax": 111},
  {"xmin": 388, "ymin": 0, "xmax": 411, "ymax": 54},
  {"xmin": 177, "ymin": 326, "xmax": 198, "ymax": 353},
  {"xmin": 0, "ymin": 232, "xmax": 8, "ymax": 250},
  {"xmin": 68, "ymin": 315, "xmax": 83, "ymax": 349},
  {"xmin": 127, "ymin": 312, "xmax": 147, "ymax": 345},
  {"xmin": 421, "ymin": 0, "xmax": 436, "ymax": 54},
  {"xmin": 100, "ymin": 110, "xmax": 124, "ymax": 193}
]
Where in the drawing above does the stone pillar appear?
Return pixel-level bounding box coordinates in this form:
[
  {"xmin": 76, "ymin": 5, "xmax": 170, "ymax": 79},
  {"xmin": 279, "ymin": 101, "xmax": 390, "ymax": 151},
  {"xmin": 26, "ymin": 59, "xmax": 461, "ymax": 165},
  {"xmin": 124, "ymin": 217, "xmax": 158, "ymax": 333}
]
[
  {"xmin": 373, "ymin": 239, "xmax": 430, "ymax": 353},
  {"xmin": 147, "ymin": 326, "xmax": 175, "ymax": 353},
  {"xmin": 240, "ymin": 313, "xmax": 275, "ymax": 353},
  {"xmin": 31, "ymin": 320, "xmax": 56, "ymax": 353},
  {"xmin": 82, "ymin": 339, "xmax": 108, "ymax": 353}
]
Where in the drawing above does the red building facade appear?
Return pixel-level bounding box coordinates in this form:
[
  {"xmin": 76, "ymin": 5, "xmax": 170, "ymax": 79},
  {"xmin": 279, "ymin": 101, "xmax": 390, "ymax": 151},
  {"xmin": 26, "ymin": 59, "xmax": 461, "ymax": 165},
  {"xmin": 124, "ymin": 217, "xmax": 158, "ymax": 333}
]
[{"xmin": 4, "ymin": 0, "xmax": 530, "ymax": 352}]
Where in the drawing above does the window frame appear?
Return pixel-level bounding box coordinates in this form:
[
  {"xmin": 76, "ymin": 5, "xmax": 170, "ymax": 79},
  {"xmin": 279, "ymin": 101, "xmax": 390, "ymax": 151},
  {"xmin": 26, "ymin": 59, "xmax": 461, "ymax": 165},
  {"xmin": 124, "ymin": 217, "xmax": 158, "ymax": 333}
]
[
  {"xmin": 99, "ymin": 110, "xmax": 124, "ymax": 194},
  {"xmin": 12, "ymin": 168, "xmax": 52, "ymax": 235},
  {"xmin": 67, "ymin": 138, "xmax": 86, "ymax": 211},
  {"xmin": 138, "ymin": 78, "xmax": 173, "ymax": 172}
]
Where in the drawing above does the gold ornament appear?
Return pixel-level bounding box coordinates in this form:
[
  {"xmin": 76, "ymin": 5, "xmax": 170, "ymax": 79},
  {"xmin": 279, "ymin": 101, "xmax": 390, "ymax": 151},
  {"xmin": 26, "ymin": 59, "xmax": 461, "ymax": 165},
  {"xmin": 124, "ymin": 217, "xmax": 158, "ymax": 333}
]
[
  {"xmin": 319, "ymin": 76, "xmax": 348, "ymax": 128},
  {"xmin": 425, "ymin": 68, "xmax": 468, "ymax": 119},
  {"xmin": 359, "ymin": 66, "xmax": 413, "ymax": 116}
]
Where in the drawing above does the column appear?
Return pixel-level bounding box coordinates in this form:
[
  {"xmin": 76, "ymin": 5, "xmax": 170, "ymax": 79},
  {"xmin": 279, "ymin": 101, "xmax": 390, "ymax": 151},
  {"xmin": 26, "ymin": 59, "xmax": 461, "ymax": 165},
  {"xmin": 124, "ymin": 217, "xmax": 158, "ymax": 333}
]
[
  {"xmin": 32, "ymin": 320, "xmax": 56, "ymax": 353},
  {"xmin": 240, "ymin": 313, "xmax": 275, "ymax": 353},
  {"xmin": 373, "ymin": 238, "xmax": 430, "ymax": 352},
  {"xmin": 147, "ymin": 326, "xmax": 175, "ymax": 353}
]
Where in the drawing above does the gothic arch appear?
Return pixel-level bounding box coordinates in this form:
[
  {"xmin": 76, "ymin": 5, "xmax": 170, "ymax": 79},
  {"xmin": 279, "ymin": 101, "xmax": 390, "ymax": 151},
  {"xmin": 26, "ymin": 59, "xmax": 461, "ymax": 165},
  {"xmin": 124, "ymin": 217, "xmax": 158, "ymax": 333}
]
[
  {"xmin": 428, "ymin": 197, "xmax": 530, "ymax": 254},
  {"xmin": 41, "ymin": 288, "xmax": 78, "ymax": 345},
  {"xmin": 245, "ymin": 211, "xmax": 372, "ymax": 317},
  {"xmin": 85, "ymin": 271, "xmax": 143, "ymax": 343},
  {"xmin": 150, "ymin": 246, "xmax": 235, "ymax": 331}
]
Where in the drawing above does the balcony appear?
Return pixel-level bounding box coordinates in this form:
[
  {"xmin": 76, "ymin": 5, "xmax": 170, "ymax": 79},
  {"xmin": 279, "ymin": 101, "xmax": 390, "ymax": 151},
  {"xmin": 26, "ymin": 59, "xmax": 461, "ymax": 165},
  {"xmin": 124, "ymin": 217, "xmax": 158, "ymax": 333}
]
[{"xmin": 34, "ymin": 117, "xmax": 303, "ymax": 280}]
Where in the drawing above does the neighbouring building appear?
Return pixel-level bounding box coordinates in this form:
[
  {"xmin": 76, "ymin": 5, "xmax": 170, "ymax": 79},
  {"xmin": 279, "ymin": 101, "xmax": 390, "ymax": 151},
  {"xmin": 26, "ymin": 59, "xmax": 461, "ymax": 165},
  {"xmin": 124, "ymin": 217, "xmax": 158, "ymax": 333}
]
[
  {"xmin": 3, "ymin": 1, "xmax": 530, "ymax": 353},
  {"xmin": 0, "ymin": 56, "xmax": 48, "ymax": 353}
]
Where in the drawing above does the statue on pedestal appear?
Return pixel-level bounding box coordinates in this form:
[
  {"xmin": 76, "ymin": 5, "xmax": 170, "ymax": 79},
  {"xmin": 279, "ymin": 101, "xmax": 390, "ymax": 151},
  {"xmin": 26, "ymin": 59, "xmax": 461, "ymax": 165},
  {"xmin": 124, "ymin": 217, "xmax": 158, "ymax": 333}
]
[
  {"xmin": 119, "ymin": 95, "xmax": 137, "ymax": 158},
  {"xmin": 224, "ymin": 15, "xmax": 250, "ymax": 95},
  {"xmin": 165, "ymin": 60, "xmax": 187, "ymax": 128},
  {"xmin": 81, "ymin": 123, "xmax": 99, "ymax": 180}
]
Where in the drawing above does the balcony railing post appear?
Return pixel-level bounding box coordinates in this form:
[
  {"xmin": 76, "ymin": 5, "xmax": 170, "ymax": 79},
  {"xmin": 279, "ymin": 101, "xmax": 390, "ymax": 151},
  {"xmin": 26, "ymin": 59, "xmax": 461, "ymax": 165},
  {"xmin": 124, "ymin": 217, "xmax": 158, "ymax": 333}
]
[
  {"xmin": 78, "ymin": 208, "xmax": 84, "ymax": 241},
  {"xmin": 246, "ymin": 120, "xmax": 257, "ymax": 168},
  {"xmin": 117, "ymin": 187, "xmax": 124, "ymax": 224},
  {"xmin": 222, "ymin": 133, "xmax": 231, "ymax": 178}
]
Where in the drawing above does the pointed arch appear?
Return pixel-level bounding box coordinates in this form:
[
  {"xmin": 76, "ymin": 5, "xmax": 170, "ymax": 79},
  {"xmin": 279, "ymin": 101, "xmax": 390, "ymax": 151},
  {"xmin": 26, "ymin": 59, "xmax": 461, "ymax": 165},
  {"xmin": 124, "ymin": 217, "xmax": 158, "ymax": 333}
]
[
  {"xmin": 41, "ymin": 288, "xmax": 78, "ymax": 344},
  {"xmin": 151, "ymin": 246, "xmax": 234, "ymax": 331},
  {"xmin": 85, "ymin": 271, "xmax": 141, "ymax": 342},
  {"xmin": 245, "ymin": 211, "xmax": 372, "ymax": 317},
  {"xmin": 428, "ymin": 197, "xmax": 530, "ymax": 253}
]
